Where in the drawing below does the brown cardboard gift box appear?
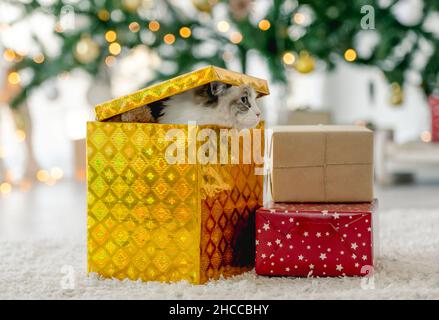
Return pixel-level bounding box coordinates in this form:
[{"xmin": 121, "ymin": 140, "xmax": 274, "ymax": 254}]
[{"xmin": 270, "ymin": 125, "xmax": 374, "ymax": 202}]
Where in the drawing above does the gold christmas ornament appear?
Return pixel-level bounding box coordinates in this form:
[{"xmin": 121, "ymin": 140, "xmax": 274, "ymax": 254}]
[
  {"xmin": 294, "ymin": 50, "xmax": 315, "ymax": 74},
  {"xmin": 389, "ymin": 82, "xmax": 404, "ymax": 106},
  {"xmin": 123, "ymin": 0, "xmax": 142, "ymax": 12},
  {"xmin": 192, "ymin": 0, "xmax": 218, "ymax": 13},
  {"xmin": 74, "ymin": 35, "xmax": 100, "ymax": 64},
  {"xmin": 229, "ymin": 0, "xmax": 253, "ymax": 21}
]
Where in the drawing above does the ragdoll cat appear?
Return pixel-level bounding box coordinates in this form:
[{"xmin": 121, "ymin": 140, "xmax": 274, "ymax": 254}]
[{"xmin": 105, "ymin": 82, "xmax": 262, "ymax": 129}]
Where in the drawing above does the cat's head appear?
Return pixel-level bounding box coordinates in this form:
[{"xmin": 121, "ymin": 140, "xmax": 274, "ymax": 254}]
[{"xmin": 197, "ymin": 82, "xmax": 262, "ymax": 129}]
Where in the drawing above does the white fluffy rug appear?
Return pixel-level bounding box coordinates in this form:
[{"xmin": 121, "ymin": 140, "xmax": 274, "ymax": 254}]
[{"xmin": 1, "ymin": 208, "xmax": 438, "ymax": 300}]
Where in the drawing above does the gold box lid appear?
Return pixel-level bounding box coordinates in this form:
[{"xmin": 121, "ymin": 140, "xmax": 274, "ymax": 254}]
[{"xmin": 95, "ymin": 65, "xmax": 270, "ymax": 121}]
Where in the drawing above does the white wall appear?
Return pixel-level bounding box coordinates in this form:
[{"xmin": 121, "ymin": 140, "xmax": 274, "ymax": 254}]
[{"xmin": 288, "ymin": 61, "xmax": 431, "ymax": 144}]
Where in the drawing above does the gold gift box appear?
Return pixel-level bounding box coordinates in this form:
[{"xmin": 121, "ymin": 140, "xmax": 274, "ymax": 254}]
[{"xmin": 87, "ymin": 66, "xmax": 269, "ymax": 284}]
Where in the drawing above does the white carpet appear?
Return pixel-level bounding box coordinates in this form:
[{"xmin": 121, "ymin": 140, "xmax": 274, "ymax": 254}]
[{"xmin": 1, "ymin": 208, "xmax": 438, "ymax": 300}]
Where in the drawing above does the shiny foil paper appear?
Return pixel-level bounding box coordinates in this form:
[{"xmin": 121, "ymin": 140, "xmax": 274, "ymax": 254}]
[{"xmin": 87, "ymin": 122, "xmax": 264, "ymax": 283}]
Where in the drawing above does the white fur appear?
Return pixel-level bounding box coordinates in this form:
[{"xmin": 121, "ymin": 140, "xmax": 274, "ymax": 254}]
[{"xmin": 158, "ymin": 86, "xmax": 261, "ymax": 129}]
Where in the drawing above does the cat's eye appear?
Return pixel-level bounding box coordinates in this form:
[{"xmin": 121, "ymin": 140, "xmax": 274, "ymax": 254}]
[{"xmin": 240, "ymin": 96, "xmax": 248, "ymax": 104}]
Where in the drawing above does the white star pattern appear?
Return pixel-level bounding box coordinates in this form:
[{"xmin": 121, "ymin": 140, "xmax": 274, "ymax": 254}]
[{"xmin": 256, "ymin": 206, "xmax": 373, "ymax": 276}]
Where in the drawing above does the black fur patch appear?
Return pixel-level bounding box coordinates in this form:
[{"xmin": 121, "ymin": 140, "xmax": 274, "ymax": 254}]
[
  {"xmin": 148, "ymin": 98, "xmax": 168, "ymax": 120},
  {"xmin": 194, "ymin": 83, "xmax": 231, "ymax": 107}
]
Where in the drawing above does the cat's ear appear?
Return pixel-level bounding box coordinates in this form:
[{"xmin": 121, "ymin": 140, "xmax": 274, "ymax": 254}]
[{"xmin": 209, "ymin": 81, "xmax": 229, "ymax": 96}]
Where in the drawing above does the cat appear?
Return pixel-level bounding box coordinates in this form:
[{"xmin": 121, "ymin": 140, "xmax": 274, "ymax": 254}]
[{"xmin": 105, "ymin": 82, "xmax": 262, "ymax": 129}]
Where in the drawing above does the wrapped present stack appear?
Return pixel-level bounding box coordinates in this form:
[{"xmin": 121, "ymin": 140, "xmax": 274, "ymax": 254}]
[
  {"xmin": 255, "ymin": 125, "xmax": 377, "ymax": 277},
  {"xmin": 87, "ymin": 66, "xmax": 269, "ymax": 284}
]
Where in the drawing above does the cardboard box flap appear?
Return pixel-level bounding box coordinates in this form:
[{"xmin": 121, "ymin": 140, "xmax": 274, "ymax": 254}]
[
  {"xmin": 271, "ymin": 125, "xmax": 373, "ymax": 168},
  {"xmin": 94, "ymin": 65, "xmax": 270, "ymax": 121}
]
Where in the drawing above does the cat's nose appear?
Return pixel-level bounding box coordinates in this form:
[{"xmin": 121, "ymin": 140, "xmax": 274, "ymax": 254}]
[{"xmin": 255, "ymin": 112, "xmax": 261, "ymax": 117}]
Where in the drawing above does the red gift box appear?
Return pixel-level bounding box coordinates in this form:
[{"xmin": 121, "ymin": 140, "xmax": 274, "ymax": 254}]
[
  {"xmin": 429, "ymin": 95, "xmax": 439, "ymax": 142},
  {"xmin": 255, "ymin": 201, "xmax": 376, "ymax": 277}
]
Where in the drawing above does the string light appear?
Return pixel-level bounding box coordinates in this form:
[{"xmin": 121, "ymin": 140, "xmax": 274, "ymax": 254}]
[
  {"xmin": 420, "ymin": 131, "xmax": 432, "ymax": 143},
  {"xmin": 293, "ymin": 13, "xmax": 305, "ymax": 25},
  {"xmin": 230, "ymin": 32, "xmax": 243, "ymax": 44},
  {"xmin": 7, "ymin": 72, "xmax": 20, "ymax": 85},
  {"xmin": 105, "ymin": 30, "xmax": 117, "ymax": 42},
  {"xmin": 129, "ymin": 22, "xmax": 140, "ymax": 32},
  {"xmin": 0, "ymin": 182, "xmax": 12, "ymax": 195},
  {"xmin": 19, "ymin": 180, "xmax": 32, "ymax": 192},
  {"xmin": 217, "ymin": 21, "xmax": 230, "ymax": 33},
  {"xmin": 54, "ymin": 22, "xmax": 63, "ymax": 33},
  {"xmin": 222, "ymin": 51, "xmax": 232, "ymax": 61},
  {"xmin": 164, "ymin": 33, "xmax": 176, "ymax": 45},
  {"xmin": 16, "ymin": 129, "xmax": 26, "ymax": 142},
  {"xmin": 109, "ymin": 42, "xmax": 122, "ymax": 55},
  {"xmin": 148, "ymin": 20, "xmax": 160, "ymax": 32},
  {"xmin": 3, "ymin": 49, "xmax": 15, "ymax": 62},
  {"xmin": 282, "ymin": 52, "xmax": 295, "ymax": 65},
  {"xmin": 50, "ymin": 167, "xmax": 64, "ymax": 180},
  {"xmin": 179, "ymin": 27, "xmax": 191, "ymax": 38},
  {"xmin": 344, "ymin": 48, "xmax": 357, "ymax": 62},
  {"xmin": 33, "ymin": 54, "xmax": 45, "ymax": 64},
  {"xmin": 98, "ymin": 9, "xmax": 110, "ymax": 21},
  {"xmin": 258, "ymin": 19, "xmax": 271, "ymax": 31},
  {"xmin": 105, "ymin": 55, "xmax": 116, "ymax": 67},
  {"xmin": 36, "ymin": 170, "xmax": 50, "ymax": 183},
  {"xmin": 0, "ymin": 147, "xmax": 5, "ymax": 158}
]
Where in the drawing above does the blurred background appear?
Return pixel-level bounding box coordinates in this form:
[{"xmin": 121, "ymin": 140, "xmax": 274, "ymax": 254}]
[{"xmin": 0, "ymin": 0, "xmax": 438, "ymax": 239}]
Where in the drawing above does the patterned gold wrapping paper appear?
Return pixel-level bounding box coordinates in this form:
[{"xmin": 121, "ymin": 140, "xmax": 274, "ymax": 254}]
[
  {"xmin": 94, "ymin": 65, "xmax": 269, "ymax": 121},
  {"xmin": 87, "ymin": 122, "xmax": 264, "ymax": 283}
]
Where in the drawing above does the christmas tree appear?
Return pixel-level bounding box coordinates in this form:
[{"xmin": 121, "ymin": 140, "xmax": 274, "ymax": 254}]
[{"xmin": 1, "ymin": 0, "xmax": 438, "ymax": 108}]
